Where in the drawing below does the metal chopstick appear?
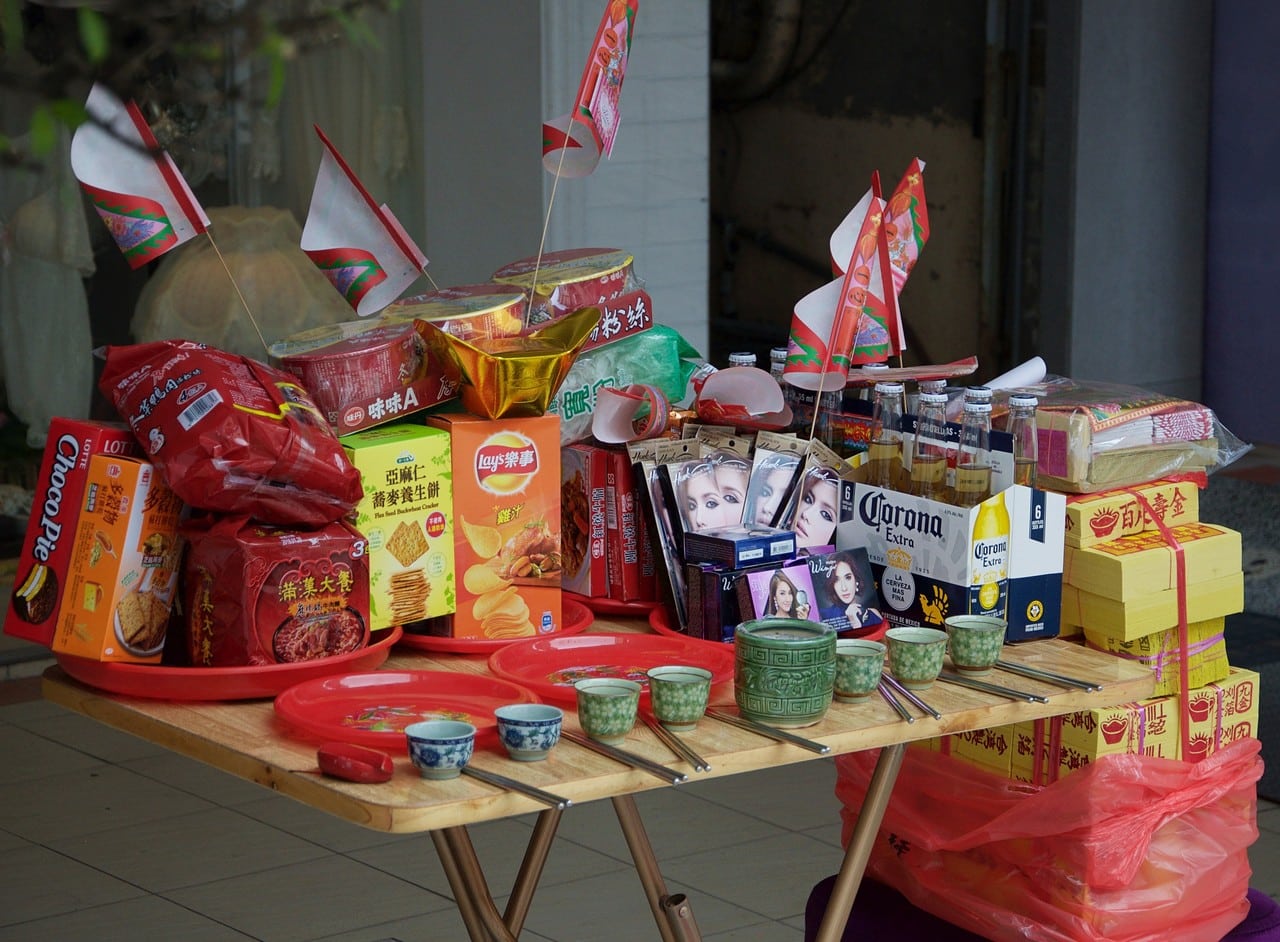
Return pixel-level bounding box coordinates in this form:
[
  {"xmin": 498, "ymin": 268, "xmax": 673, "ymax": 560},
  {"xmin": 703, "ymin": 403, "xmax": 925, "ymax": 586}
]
[
  {"xmin": 880, "ymin": 674, "xmax": 943, "ymax": 720},
  {"xmin": 938, "ymin": 671, "xmax": 1050, "ymax": 703},
  {"xmin": 877, "ymin": 680, "xmax": 915, "ymax": 723},
  {"xmin": 994, "ymin": 659, "xmax": 1102, "ymax": 691},
  {"xmin": 643, "ymin": 717, "xmax": 711, "ymax": 772},
  {"xmin": 705, "ymin": 708, "xmax": 831, "ymax": 754},
  {"xmin": 460, "ymin": 766, "xmax": 573, "ymax": 810},
  {"xmin": 561, "ymin": 729, "xmax": 688, "ymax": 784}
]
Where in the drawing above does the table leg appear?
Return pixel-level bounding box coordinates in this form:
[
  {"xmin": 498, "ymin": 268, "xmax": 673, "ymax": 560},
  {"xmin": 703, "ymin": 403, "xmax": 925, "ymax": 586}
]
[
  {"xmin": 612, "ymin": 794, "xmax": 702, "ymax": 942},
  {"xmin": 432, "ymin": 828, "xmax": 510, "ymax": 942},
  {"xmin": 503, "ymin": 808, "xmax": 564, "ymax": 936},
  {"xmin": 813, "ymin": 743, "xmax": 906, "ymax": 942}
]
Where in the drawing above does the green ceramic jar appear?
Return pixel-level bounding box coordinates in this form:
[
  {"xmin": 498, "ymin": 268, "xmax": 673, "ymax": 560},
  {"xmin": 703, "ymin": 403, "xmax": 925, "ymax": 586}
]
[{"xmin": 733, "ymin": 619, "xmax": 837, "ymax": 728}]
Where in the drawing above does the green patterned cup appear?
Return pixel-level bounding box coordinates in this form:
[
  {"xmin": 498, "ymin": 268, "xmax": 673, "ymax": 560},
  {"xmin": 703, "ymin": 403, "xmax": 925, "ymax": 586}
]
[
  {"xmin": 834, "ymin": 639, "xmax": 886, "ymax": 701},
  {"xmin": 885, "ymin": 626, "xmax": 948, "ymax": 690},
  {"xmin": 944, "ymin": 614, "xmax": 1007, "ymax": 675},
  {"xmin": 575, "ymin": 678, "xmax": 641, "ymax": 745},
  {"xmin": 734, "ymin": 619, "xmax": 837, "ymax": 728},
  {"xmin": 647, "ymin": 665, "xmax": 713, "ymax": 731}
]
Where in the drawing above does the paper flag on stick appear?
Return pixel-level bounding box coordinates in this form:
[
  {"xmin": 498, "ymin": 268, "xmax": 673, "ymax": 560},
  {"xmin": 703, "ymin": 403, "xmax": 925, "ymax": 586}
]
[
  {"xmin": 541, "ymin": 0, "xmax": 639, "ymax": 178},
  {"xmin": 880, "ymin": 158, "xmax": 928, "ymax": 352},
  {"xmin": 301, "ymin": 126, "xmax": 429, "ymax": 317},
  {"xmin": 70, "ymin": 83, "xmax": 210, "ymax": 269},
  {"xmin": 785, "ymin": 188, "xmax": 892, "ymax": 391}
]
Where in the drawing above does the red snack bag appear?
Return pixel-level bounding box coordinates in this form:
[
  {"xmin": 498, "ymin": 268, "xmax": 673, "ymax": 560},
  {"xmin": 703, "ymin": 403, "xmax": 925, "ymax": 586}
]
[
  {"xmin": 97, "ymin": 340, "xmax": 362, "ymax": 527},
  {"xmin": 182, "ymin": 514, "xmax": 370, "ymax": 666}
]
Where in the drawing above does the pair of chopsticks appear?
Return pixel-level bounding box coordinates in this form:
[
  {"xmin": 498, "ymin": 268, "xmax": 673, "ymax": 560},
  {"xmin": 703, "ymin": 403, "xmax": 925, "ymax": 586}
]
[
  {"xmin": 938, "ymin": 670, "xmax": 1050, "ymax": 703},
  {"xmin": 995, "ymin": 659, "xmax": 1101, "ymax": 691},
  {"xmin": 643, "ymin": 717, "xmax": 711, "ymax": 772},
  {"xmin": 561, "ymin": 729, "xmax": 688, "ymax": 784},
  {"xmin": 705, "ymin": 708, "xmax": 830, "ymax": 754},
  {"xmin": 879, "ymin": 674, "xmax": 941, "ymax": 720},
  {"xmin": 461, "ymin": 766, "xmax": 572, "ymax": 809}
]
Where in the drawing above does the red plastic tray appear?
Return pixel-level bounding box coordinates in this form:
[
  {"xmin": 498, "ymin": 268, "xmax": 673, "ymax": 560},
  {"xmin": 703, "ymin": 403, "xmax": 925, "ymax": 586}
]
[
  {"xmin": 53, "ymin": 627, "xmax": 402, "ymax": 702},
  {"xmin": 395, "ymin": 598, "xmax": 594, "ymax": 654},
  {"xmin": 564, "ymin": 592, "xmax": 659, "ymax": 618},
  {"xmin": 273, "ymin": 669, "xmax": 539, "ymax": 750},
  {"xmin": 486, "ymin": 631, "xmax": 736, "ymax": 705}
]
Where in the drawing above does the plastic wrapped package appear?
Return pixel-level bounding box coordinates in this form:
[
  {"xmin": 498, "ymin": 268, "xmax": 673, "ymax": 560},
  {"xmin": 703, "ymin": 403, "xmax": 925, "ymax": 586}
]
[
  {"xmin": 550, "ymin": 326, "xmax": 703, "ymax": 445},
  {"xmin": 834, "ymin": 739, "xmax": 1261, "ymax": 942},
  {"xmin": 995, "ymin": 377, "xmax": 1251, "ymax": 493}
]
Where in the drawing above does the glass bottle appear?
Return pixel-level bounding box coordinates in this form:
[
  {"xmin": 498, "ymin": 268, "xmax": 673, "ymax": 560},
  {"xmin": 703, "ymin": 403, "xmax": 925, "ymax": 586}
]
[
  {"xmin": 857, "ymin": 362, "xmax": 892, "ymax": 401},
  {"xmin": 864, "ymin": 381, "xmax": 906, "ymax": 489},
  {"xmin": 919, "ymin": 378, "xmax": 947, "ymax": 396},
  {"xmin": 728, "ymin": 351, "xmax": 757, "ymax": 368},
  {"xmin": 769, "ymin": 346, "xmax": 788, "ymax": 383},
  {"xmin": 952, "ymin": 398, "xmax": 994, "ymax": 506},
  {"xmin": 1007, "ymin": 393, "xmax": 1039, "ymax": 489},
  {"xmin": 909, "ymin": 391, "xmax": 950, "ymax": 501}
]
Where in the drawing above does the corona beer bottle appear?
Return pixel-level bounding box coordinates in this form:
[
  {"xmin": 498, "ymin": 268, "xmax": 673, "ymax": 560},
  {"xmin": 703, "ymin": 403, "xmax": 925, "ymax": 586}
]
[
  {"xmin": 969, "ymin": 490, "xmax": 1011, "ymax": 618},
  {"xmin": 864, "ymin": 381, "xmax": 906, "ymax": 489},
  {"xmin": 909, "ymin": 391, "xmax": 949, "ymax": 501},
  {"xmin": 1007, "ymin": 393, "xmax": 1039, "ymax": 488},
  {"xmin": 952, "ymin": 393, "xmax": 994, "ymax": 506}
]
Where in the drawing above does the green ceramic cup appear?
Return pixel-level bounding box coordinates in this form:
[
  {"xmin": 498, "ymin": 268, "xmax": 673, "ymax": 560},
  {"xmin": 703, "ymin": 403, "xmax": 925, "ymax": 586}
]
[
  {"xmin": 944, "ymin": 614, "xmax": 1008, "ymax": 675},
  {"xmin": 834, "ymin": 639, "xmax": 886, "ymax": 701},
  {"xmin": 733, "ymin": 619, "xmax": 837, "ymax": 728},
  {"xmin": 885, "ymin": 626, "xmax": 948, "ymax": 690},
  {"xmin": 646, "ymin": 665, "xmax": 713, "ymax": 731},
  {"xmin": 575, "ymin": 678, "xmax": 641, "ymax": 745}
]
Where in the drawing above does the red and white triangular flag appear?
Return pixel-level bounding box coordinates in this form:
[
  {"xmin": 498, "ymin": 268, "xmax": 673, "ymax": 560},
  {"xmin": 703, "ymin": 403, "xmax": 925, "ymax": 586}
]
[
  {"xmin": 70, "ymin": 83, "xmax": 210, "ymax": 269},
  {"xmin": 301, "ymin": 126, "xmax": 429, "ymax": 317}
]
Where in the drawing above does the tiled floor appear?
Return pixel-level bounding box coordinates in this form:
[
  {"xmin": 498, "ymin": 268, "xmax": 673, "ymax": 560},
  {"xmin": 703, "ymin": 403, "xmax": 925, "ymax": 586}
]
[{"xmin": 0, "ymin": 670, "xmax": 1275, "ymax": 941}]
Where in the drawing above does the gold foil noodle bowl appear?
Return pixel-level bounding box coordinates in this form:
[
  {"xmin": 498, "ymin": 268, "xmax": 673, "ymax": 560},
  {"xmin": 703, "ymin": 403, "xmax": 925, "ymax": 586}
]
[
  {"xmin": 384, "ymin": 284, "xmax": 526, "ymax": 341},
  {"xmin": 415, "ymin": 306, "xmax": 600, "ymax": 419}
]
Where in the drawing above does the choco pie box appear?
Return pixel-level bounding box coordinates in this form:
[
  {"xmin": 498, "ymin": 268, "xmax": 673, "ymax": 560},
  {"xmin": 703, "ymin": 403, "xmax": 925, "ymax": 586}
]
[
  {"xmin": 4, "ymin": 418, "xmax": 140, "ymax": 647},
  {"xmin": 426, "ymin": 413, "xmax": 562, "ymax": 640}
]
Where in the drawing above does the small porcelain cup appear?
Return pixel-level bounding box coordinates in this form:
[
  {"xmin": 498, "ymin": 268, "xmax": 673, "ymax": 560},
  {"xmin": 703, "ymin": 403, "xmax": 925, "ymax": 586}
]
[
  {"xmin": 646, "ymin": 665, "xmax": 713, "ymax": 731},
  {"xmin": 494, "ymin": 704, "xmax": 564, "ymax": 761},
  {"xmin": 834, "ymin": 639, "xmax": 886, "ymax": 701},
  {"xmin": 944, "ymin": 614, "xmax": 1007, "ymax": 675},
  {"xmin": 575, "ymin": 678, "xmax": 641, "ymax": 745},
  {"xmin": 404, "ymin": 720, "xmax": 476, "ymax": 780},
  {"xmin": 885, "ymin": 627, "xmax": 948, "ymax": 690}
]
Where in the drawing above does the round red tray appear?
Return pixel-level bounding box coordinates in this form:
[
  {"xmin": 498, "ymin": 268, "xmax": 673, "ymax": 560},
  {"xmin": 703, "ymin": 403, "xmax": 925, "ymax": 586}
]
[
  {"xmin": 53, "ymin": 627, "xmax": 402, "ymax": 701},
  {"xmin": 487, "ymin": 631, "xmax": 736, "ymax": 705},
  {"xmin": 273, "ymin": 669, "xmax": 539, "ymax": 751},
  {"xmin": 564, "ymin": 592, "xmax": 659, "ymax": 618},
  {"xmin": 395, "ymin": 598, "xmax": 594, "ymax": 654}
]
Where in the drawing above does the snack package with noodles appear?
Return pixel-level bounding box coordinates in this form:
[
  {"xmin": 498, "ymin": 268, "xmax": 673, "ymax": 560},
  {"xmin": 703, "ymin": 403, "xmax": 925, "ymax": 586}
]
[{"xmin": 97, "ymin": 340, "xmax": 363, "ymax": 527}]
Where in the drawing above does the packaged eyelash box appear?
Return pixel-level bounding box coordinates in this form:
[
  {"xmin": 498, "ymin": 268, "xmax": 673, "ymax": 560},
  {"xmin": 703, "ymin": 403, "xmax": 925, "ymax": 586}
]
[{"xmin": 683, "ymin": 524, "xmax": 797, "ymax": 569}]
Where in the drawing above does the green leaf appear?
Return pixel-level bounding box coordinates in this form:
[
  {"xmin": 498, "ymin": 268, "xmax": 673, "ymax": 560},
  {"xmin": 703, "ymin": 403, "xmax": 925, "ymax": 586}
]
[
  {"xmin": 29, "ymin": 106, "xmax": 56, "ymax": 156},
  {"xmin": 77, "ymin": 8, "xmax": 110, "ymax": 64},
  {"xmin": 50, "ymin": 100, "xmax": 88, "ymax": 129}
]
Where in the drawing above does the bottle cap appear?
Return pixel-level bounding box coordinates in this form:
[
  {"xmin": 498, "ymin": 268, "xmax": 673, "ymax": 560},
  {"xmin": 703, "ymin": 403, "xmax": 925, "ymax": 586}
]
[
  {"xmin": 919, "ymin": 378, "xmax": 947, "ymax": 392},
  {"xmin": 963, "ymin": 400, "xmax": 992, "ymax": 414},
  {"xmin": 918, "ymin": 392, "xmax": 949, "ymax": 407},
  {"xmin": 770, "ymin": 346, "xmax": 788, "ymax": 359},
  {"xmin": 864, "ymin": 362, "xmax": 891, "ymax": 371},
  {"xmin": 964, "ymin": 385, "xmax": 993, "ymax": 402},
  {"xmin": 874, "ymin": 381, "xmax": 906, "ymax": 395},
  {"xmin": 1009, "ymin": 394, "xmax": 1038, "ymax": 409}
]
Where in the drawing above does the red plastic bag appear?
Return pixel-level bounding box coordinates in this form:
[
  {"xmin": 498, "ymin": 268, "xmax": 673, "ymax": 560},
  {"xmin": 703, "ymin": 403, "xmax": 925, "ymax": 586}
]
[
  {"xmin": 98, "ymin": 341, "xmax": 362, "ymax": 527},
  {"xmin": 835, "ymin": 739, "xmax": 1261, "ymax": 942}
]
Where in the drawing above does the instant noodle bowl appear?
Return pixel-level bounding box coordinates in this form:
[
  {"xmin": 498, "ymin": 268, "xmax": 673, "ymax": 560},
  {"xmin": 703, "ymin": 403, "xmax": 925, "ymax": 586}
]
[
  {"xmin": 385, "ymin": 283, "xmax": 527, "ymax": 342},
  {"xmin": 491, "ymin": 248, "xmax": 635, "ymax": 324},
  {"xmin": 181, "ymin": 514, "xmax": 370, "ymax": 667}
]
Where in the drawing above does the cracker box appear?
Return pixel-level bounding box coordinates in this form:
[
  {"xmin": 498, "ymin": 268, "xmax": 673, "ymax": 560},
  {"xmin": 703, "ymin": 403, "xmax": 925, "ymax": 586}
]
[
  {"xmin": 51, "ymin": 456, "xmax": 183, "ymax": 663},
  {"xmin": 4, "ymin": 419, "xmax": 140, "ymax": 647},
  {"xmin": 1185, "ymin": 667, "xmax": 1260, "ymax": 762},
  {"xmin": 836, "ymin": 483, "xmax": 1065, "ymax": 642},
  {"xmin": 606, "ymin": 446, "xmax": 656, "ymax": 602},
  {"xmin": 427, "ymin": 413, "xmax": 562, "ymax": 640},
  {"xmin": 1061, "ymin": 571, "xmax": 1244, "ymax": 641},
  {"xmin": 561, "ymin": 443, "xmax": 608, "ymax": 597},
  {"xmin": 342, "ymin": 424, "xmax": 453, "ymax": 630},
  {"xmin": 1062, "ymin": 523, "xmax": 1241, "ymax": 600},
  {"xmin": 1084, "ymin": 617, "xmax": 1229, "ymax": 696},
  {"xmin": 1064, "ymin": 477, "xmax": 1200, "ymax": 548}
]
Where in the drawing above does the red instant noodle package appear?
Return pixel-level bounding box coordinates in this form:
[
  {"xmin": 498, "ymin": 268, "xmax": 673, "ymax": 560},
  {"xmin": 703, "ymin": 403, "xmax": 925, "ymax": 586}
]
[
  {"xmin": 182, "ymin": 514, "xmax": 370, "ymax": 666},
  {"xmin": 98, "ymin": 340, "xmax": 362, "ymax": 527}
]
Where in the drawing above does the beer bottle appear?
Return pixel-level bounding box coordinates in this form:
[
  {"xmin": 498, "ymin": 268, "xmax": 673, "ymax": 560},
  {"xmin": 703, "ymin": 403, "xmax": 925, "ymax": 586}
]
[
  {"xmin": 909, "ymin": 391, "xmax": 949, "ymax": 501},
  {"xmin": 857, "ymin": 362, "xmax": 892, "ymax": 402},
  {"xmin": 864, "ymin": 381, "xmax": 906, "ymax": 489},
  {"xmin": 969, "ymin": 490, "xmax": 1011, "ymax": 618},
  {"xmin": 1007, "ymin": 394, "xmax": 1039, "ymax": 488},
  {"xmin": 952, "ymin": 395, "xmax": 994, "ymax": 506},
  {"xmin": 769, "ymin": 346, "xmax": 788, "ymax": 384},
  {"xmin": 728, "ymin": 351, "xmax": 757, "ymax": 368}
]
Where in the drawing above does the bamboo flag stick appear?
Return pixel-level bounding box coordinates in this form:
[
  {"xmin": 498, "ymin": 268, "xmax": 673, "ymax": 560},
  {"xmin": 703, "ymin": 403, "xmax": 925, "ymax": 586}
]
[{"xmin": 204, "ymin": 231, "xmax": 270, "ymax": 356}]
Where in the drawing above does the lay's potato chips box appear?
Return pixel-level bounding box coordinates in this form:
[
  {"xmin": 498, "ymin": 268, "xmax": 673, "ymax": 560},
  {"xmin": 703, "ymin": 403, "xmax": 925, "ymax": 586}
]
[{"xmin": 426, "ymin": 413, "xmax": 562, "ymax": 640}]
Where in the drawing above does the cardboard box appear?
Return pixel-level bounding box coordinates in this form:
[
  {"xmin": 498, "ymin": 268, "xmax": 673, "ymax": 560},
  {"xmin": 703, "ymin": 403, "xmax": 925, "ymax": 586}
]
[
  {"xmin": 342, "ymin": 424, "xmax": 454, "ymax": 630},
  {"xmin": 1010, "ymin": 695, "xmax": 1179, "ymax": 783},
  {"xmin": 939, "ymin": 725, "xmax": 1016, "ymax": 777},
  {"xmin": 1064, "ymin": 478, "xmax": 1200, "ymax": 548},
  {"xmin": 561, "ymin": 443, "xmax": 608, "ymax": 597},
  {"xmin": 836, "ymin": 483, "xmax": 1065, "ymax": 642},
  {"xmin": 426, "ymin": 413, "xmax": 562, "ymax": 640},
  {"xmin": 51, "ymin": 456, "xmax": 183, "ymax": 663},
  {"xmin": 683, "ymin": 524, "xmax": 796, "ymax": 568},
  {"xmin": 1062, "ymin": 523, "xmax": 1241, "ymax": 600},
  {"xmin": 606, "ymin": 447, "xmax": 656, "ymax": 602},
  {"xmin": 1062, "ymin": 571, "xmax": 1244, "ymax": 641},
  {"xmin": 1084, "ymin": 617, "xmax": 1229, "ymax": 697},
  {"xmin": 4, "ymin": 419, "xmax": 140, "ymax": 647},
  {"xmin": 1185, "ymin": 667, "xmax": 1260, "ymax": 762}
]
